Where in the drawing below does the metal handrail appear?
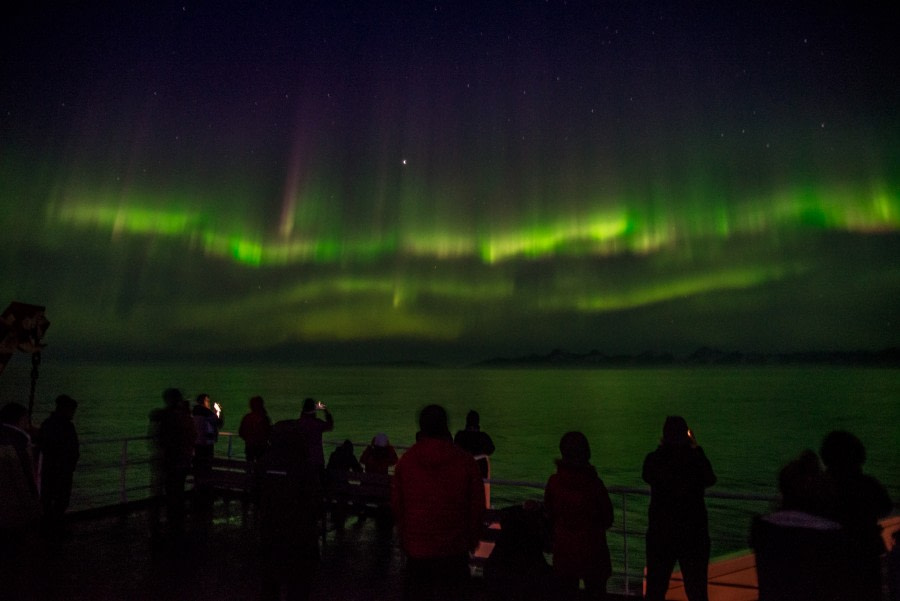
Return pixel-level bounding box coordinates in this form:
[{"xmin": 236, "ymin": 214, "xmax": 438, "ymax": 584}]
[{"xmin": 67, "ymin": 433, "xmax": 788, "ymax": 597}]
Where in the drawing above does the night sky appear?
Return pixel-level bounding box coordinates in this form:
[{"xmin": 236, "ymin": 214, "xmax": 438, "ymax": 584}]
[{"xmin": 2, "ymin": 2, "xmax": 898, "ymax": 363}]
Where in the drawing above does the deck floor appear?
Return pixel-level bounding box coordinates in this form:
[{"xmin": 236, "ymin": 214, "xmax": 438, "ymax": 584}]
[
  {"xmin": 12, "ymin": 498, "xmax": 897, "ymax": 601},
  {"xmin": 6, "ymin": 497, "xmax": 638, "ymax": 601}
]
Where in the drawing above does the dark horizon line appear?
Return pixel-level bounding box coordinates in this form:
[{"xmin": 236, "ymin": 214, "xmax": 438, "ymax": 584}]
[{"xmin": 19, "ymin": 344, "xmax": 900, "ymax": 369}]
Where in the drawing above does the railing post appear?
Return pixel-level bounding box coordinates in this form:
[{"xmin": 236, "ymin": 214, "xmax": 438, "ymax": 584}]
[
  {"xmin": 622, "ymin": 491, "xmax": 629, "ymax": 596},
  {"xmin": 227, "ymin": 433, "xmax": 234, "ymax": 459},
  {"xmin": 120, "ymin": 438, "xmax": 129, "ymax": 504}
]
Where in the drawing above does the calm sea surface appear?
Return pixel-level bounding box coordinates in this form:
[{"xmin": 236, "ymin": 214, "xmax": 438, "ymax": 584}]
[{"xmin": 2, "ymin": 361, "xmax": 897, "ymax": 568}]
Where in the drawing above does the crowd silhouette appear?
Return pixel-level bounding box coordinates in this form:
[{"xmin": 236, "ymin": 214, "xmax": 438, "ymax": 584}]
[{"xmin": 0, "ymin": 391, "xmax": 896, "ymax": 601}]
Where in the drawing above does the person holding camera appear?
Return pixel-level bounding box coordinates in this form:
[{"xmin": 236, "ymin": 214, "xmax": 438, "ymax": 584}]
[
  {"xmin": 642, "ymin": 416, "xmax": 717, "ymax": 601},
  {"xmin": 296, "ymin": 397, "xmax": 334, "ymax": 471}
]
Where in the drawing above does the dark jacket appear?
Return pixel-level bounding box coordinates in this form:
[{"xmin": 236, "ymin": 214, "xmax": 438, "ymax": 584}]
[
  {"xmin": 259, "ymin": 425, "xmax": 322, "ymax": 560},
  {"xmin": 296, "ymin": 412, "xmax": 334, "ymax": 469},
  {"xmin": 359, "ymin": 444, "xmax": 398, "ymax": 475},
  {"xmin": 826, "ymin": 469, "xmax": 892, "ymax": 557},
  {"xmin": 544, "ymin": 461, "xmax": 614, "ymax": 579},
  {"xmin": 192, "ymin": 404, "xmax": 222, "ymax": 447},
  {"xmin": 238, "ymin": 411, "xmax": 271, "ymax": 450},
  {"xmin": 453, "ymin": 429, "xmax": 495, "ymax": 457},
  {"xmin": 38, "ymin": 412, "xmax": 80, "ymax": 475},
  {"xmin": 149, "ymin": 405, "xmax": 197, "ymax": 469},
  {"xmin": 642, "ymin": 443, "xmax": 716, "ymax": 535}
]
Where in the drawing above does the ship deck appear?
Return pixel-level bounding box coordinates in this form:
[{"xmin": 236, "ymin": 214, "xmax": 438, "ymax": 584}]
[
  {"xmin": 10, "ymin": 496, "xmax": 640, "ymax": 601},
  {"xmin": 11, "ymin": 492, "xmax": 898, "ymax": 600}
]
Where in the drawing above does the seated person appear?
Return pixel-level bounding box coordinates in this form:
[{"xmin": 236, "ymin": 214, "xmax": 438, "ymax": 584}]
[
  {"xmin": 751, "ymin": 450, "xmax": 851, "ymax": 601},
  {"xmin": 359, "ymin": 433, "xmax": 398, "ymax": 475},
  {"xmin": 327, "ymin": 439, "xmax": 362, "ymax": 472}
]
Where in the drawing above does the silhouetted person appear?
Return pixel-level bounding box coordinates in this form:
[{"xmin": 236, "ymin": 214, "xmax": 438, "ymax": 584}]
[
  {"xmin": 148, "ymin": 388, "xmax": 197, "ymax": 537},
  {"xmin": 38, "ymin": 394, "xmax": 80, "ymax": 537},
  {"xmin": 327, "ymin": 439, "xmax": 362, "ymax": 472},
  {"xmin": 482, "ymin": 501, "xmax": 552, "ymax": 601},
  {"xmin": 454, "ymin": 409, "xmax": 495, "ymax": 478},
  {"xmin": 642, "ymin": 416, "xmax": 716, "ymax": 601},
  {"xmin": 544, "ymin": 431, "xmax": 614, "ymax": 600},
  {"xmin": 359, "ymin": 433, "xmax": 399, "ymax": 474},
  {"xmin": 296, "ymin": 397, "xmax": 333, "ymax": 471},
  {"xmin": 820, "ymin": 430, "xmax": 892, "ymax": 601},
  {"xmin": 325, "ymin": 438, "xmax": 363, "ymax": 526},
  {"xmin": 751, "ymin": 450, "xmax": 851, "ymax": 601},
  {"xmin": 192, "ymin": 392, "xmax": 223, "ymax": 514},
  {"xmin": 239, "ymin": 395, "xmax": 271, "ymax": 463},
  {"xmin": 239, "ymin": 395, "xmax": 271, "ymax": 506},
  {"xmin": 392, "ymin": 404, "xmax": 485, "ymax": 600},
  {"xmin": 0, "ymin": 402, "xmax": 41, "ymax": 601},
  {"xmin": 259, "ymin": 420, "xmax": 322, "ymax": 601}
]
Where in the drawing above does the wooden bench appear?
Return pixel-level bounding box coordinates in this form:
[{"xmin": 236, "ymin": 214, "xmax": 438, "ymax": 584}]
[
  {"xmin": 207, "ymin": 460, "xmax": 393, "ymax": 512},
  {"xmin": 208, "ymin": 456, "xmax": 252, "ymax": 493},
  {"xmin": 324, "ymin": 470, "xmax": 392, "ymax": 514}
]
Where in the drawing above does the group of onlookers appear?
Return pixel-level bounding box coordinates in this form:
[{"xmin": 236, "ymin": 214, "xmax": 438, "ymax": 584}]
[
  {"xmin": 485, "ymin": 415, "xmax": 717, "ymax": 601},
  {"xmin": 3, "ymin": 389, "xmax": 895, "ymax": 601},
  {"xmin": 151, "ymin": 393, "xmax": 895, "ymax": 601},
  {"xmin": 751, "ymin": 431, "xmax": 894, "ymax": 601}
]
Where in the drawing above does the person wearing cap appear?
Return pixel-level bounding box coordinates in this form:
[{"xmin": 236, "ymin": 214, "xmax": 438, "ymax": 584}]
[
  {"xmin": 360, "ymin": 433, "xmax": 399, "ymax": 475},
  {"xmin": 544, "ymin": 431, "xmax": 614, "ymax": 600},
  {"xmin": 37, "ymin": 394, "xmax": 80, "ymax": 536},
  {"xmin": 642, "ymin": 416, "xmax": 717, "ymax": 601},
  {"xmin": 296, "ymin": 397, "xmax": 334, "ymax": 471}
]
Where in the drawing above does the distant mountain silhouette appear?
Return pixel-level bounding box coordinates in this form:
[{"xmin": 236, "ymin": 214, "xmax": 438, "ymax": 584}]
[{"xmin": 474, "ymin": 346, "xmax": 900, "ymax": 367}]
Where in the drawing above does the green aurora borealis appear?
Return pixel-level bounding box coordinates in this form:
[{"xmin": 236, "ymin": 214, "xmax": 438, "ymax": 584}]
[{"xmin": 2, "ymin": 2, "xmax": 898, "ymax": 362}]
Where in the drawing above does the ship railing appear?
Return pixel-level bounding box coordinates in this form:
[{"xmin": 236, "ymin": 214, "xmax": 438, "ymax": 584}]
[{"xmin": 69, "ymin": 433, "xmax": 793, "ymax": 597}]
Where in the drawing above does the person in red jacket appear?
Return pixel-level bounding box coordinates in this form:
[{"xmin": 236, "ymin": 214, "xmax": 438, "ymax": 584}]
[
  {"xmin": 392, "ymin": 404, "xmax": 485, "ymax": 600},
  {"xmin": 360, "ymin": 432, "xmax": 399, "ymax": 475},
  {"xmin": 544, "ymin": 431, "xmax": 614, "ymax": 600}
]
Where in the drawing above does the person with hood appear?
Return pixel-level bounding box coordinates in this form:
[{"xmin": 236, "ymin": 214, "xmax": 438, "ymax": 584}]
[
  {"xmin": 544, "ymin": 431, "xmax": 614, "ymax": 600},
  {"xmin": 642, "ymin": 416, "xmax": 717, "ymax": 601},
  {"xmin": 360, "ymin": 433, "xmax": 399, "ymax": 475},
  {"xmin": 392, "ymin": 404, "xmax": 485, "ymax": 600},
  {"xmin": 327, "ymin": 439, "xmax": 362, "ymax": 473}
]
